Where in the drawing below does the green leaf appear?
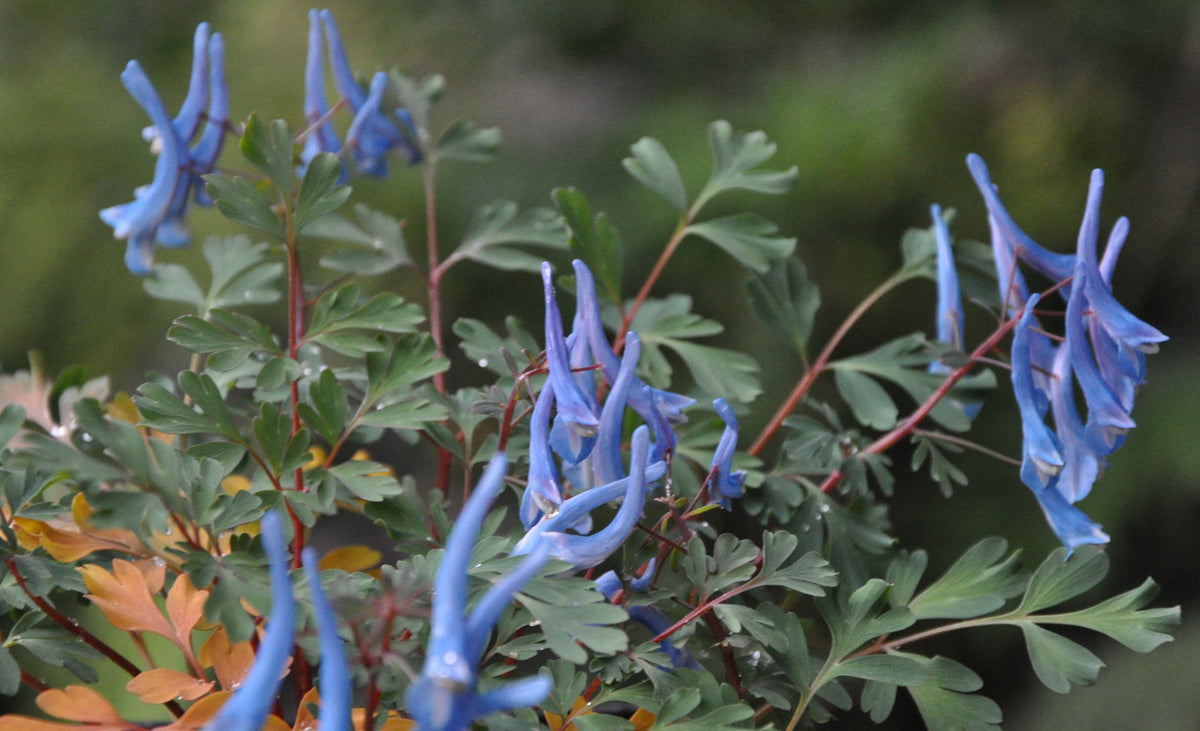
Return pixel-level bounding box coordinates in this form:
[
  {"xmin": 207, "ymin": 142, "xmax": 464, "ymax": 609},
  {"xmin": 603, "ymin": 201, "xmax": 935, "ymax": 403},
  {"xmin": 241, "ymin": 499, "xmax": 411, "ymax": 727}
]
[
  {"xmin": 695, "ymin": 120, "xmax": 798, "ymax": 210},
  {"xmin": 656, "ymin": 687, "xmax": 701, "ymax": 725},
  {"xmin": 257, "ymin": 357, "xmax": 302, "ymax": 391},
  {"xmin": 357, "ymin": 398, "xmax": 448, "ymax": 431},
  {"xmin": 830, "ymin": 653, "xmax": 929, "ymax": 686},
  {"xmin": 1016, "ymin": 545, "xmax": 1108, "ymax": 614},
  {"xmin": 518, "ymin": 592, "xmax": 628, "ymax": 664},
  {"xmin": 307, "ymin": 287, "xmax": 425, "ymax": 356},
  {"xmin": 449, "ymin": 201, "xmax": 569, "ymax": 273},
  {"xmin": 453, "ymin": 316, "xmax": 540, "ymax": 377},
  {"xmin": 0, "ymin": 645, "xmax": 19, "ymax": 696},
  {"xmin": 435, "ymin": 118, "xmax": 501, "ymax": 162},
  {"xmin": 144, "ymin": 263, "xmax": 205, "ymax": 309},
  {"xmin": 834, "ymin": 368, "xmax": 898, "ymax": 430},
  {"xmin": 685, "ymin": 213, "xmax": 795, "ymax": 273},
  {"xmin": 204, "ymin": 173, "xmax": 287, "ymax": 240},
  {"xmin": 711, "ymin": 603, "xmax": 788, "ymax": 651},
  {"xmin": 664, "ymin": 340, "xmax": 761, "ymax": 404},
  {"xmin": 823, "ymin": 578, "xmax": 916, "ymax": 658},
  {"xmin": 240, "ymin": 114, "xmax": 295, "ymax": 192},
  {"xmin": 168, "ymin": 310, "xmax": 281, "ymax": 367},
  {"xmin": 1019, "ymin": 622, "xmax": 1104, "ymax": 693},
  {"xmin": 305, "ymin": 203, "xmax": 411, "ymax": 276},
  {"xmin": 295, "ymin": 152, "xmax": 352, "ymax": 232},
  {"xmin": 365, "ymin": 333, "xmax": 450, "ymax": 404},
  {"xmin": 908, "ymin": 537, "xmax": 1023, "ymax": 619},
  {"xmin": 553, "ymin": 187, "xmax": 623, "ymax": 302},
  {"xmin": 752, "ymin": 531, "xmax": 839, "ymax": 596},
  {"xmin": 902, "ymin": 654, "xmax": 1002, "ymax": 731},
  {"xmin": 203, "ymin": 236, "xmax": 283, "ymax": 309},
  {"xmin": 745, "ymin": 258, "xmax": 820, "ymax": 356},
  {"xmin": 297, "ymin": 369, "xmax": 348, "ymax": 446},
  {"xmin": 0, "ymin": 404, "xmax": 25, "ymax": 451},
  {"xmin": 326, "ymin": 460, "xmax": 405, "ymax": 502},
  {"xmin": 1045, "ymin": 578, "xmax": 1179, "ymax": 653},
  {"xmin": 622, "ymin": 136, "xmax": 687, "ymax": 212}
]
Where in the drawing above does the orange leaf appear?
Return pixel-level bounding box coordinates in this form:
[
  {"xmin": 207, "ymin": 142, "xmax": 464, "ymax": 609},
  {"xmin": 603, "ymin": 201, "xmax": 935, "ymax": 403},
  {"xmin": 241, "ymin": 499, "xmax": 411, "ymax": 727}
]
[
  {"xmin": 35, "ymin": 685, "xmax": 122, "ymax": 723},
  {"xmin": 0, "ymin": 715, "xmax": 117, "ymax": 731},
  {"xmin": 156, "ymin": 692, "xmax": 291, "ymax": 731},
  {"xmin": 199, "ymin": 627, "xmax": 255, "ymax": 691},
  {"xmin": 79, "ymin": 559, "xmax": 173, "ymax": 638},
  {"xmin": 126, "ymin": 668, "xmax": 213, "ymax": 704},
  {"xmin": 166, "ymin": 574, "xmax": 209, "ymax": 644},
  {"xmin": 293, "ymin": 687, "xmax": 320, "ymax": 730},
  {"xmin": 318, "ymin": 545, "xmax": 382, "ymax": 573},
  {"xmin": 630, "ymin": 707, "xmax": 657, "ymax": 730}
]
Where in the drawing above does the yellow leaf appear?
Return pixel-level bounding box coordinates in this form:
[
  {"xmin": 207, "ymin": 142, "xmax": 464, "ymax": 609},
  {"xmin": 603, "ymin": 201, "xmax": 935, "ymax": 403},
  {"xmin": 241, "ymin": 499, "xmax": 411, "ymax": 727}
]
[
  {"xmin": 79, "ymin": 559, "xmax": 173, "ymax": 638},
  {"xmin": 126, "ymin": 668, "xmax": 213, "ymax": 704},
  {"xmin": 199, "ymin": 627, "xmax": 256, "ymax": 691},
  {"xmin": 304, "ymin": 446, "xmax": 327, "ymax": 471},
  {"xmin": 35, "ymin": 685, "xmax": 122, "ymax": 723},
  {"xmin": 318, "ymin": 545, "xmax": 382, "ymax": 573},
  {"xmin": 221, "ymin": 474, "xmax": 251, "ymax": 496},
  {"xmin": 105, "ymin": 392, "xmax": 140, "ymax": 424},
  {"xmin": 630, "ymin": 707, "xmax": 657, "ymax": 730}
]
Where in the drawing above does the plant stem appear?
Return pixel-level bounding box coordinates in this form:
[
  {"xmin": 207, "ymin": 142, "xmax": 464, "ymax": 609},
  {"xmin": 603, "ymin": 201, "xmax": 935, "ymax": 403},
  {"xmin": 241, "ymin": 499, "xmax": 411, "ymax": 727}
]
[
  {"xmin": 749, "ymin": 270, "xmax": 912, "ymax": 457},
  {"xmin": 422, "ymin": 160, "xmax": 455, "ymax": 495}
]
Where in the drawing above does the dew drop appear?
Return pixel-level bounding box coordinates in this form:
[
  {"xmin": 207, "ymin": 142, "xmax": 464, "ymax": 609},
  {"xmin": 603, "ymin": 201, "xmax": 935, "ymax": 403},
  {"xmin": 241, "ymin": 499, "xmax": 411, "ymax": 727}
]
[
  {"xmin": 51, "ymin": 425, "xmax": 68, "ymax": 438},
  {"xmin": 243, "ymin": 290, "xmax": 253, "ymax": 299},
  {"xmin": 819, "ymin": 503, "xmax": 830, "ymax": 514},
  {"xmin": 477, "ymin": 358, "xmax": 489, "ymax": 368},
  {"xmin": 800, "ymin": 524, "xmax": 810, "ymax": 533}
]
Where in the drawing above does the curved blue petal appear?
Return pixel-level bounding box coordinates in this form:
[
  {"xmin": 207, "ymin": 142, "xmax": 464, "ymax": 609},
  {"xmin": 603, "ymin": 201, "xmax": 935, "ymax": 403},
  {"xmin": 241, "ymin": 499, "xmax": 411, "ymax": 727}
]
[
  {"xmin": 1048, "ymin": 343, "xmax": 1106, "ymax": 504},
  {"xmin": 592, "ymin": 332, "xmax": 641, "ymax": 485},
  {"xmin": 540, "ymin": 426, "xmax": 652, "ymax": 568},
  {"xmin": 1066, "ymin": 266, "xmax": 1136, "ymax": 448},
  {"xmin": 463, "ymin": 547, "xmax": 551, "ymax": 662},
  {"xmin": 1032, "ymin": 482, "xmax": 1109, "ymax": 552},
  {"xmin": 188, "ymin": 32, "xmax": 229, "ymax": 207},
  {"xmin": 966, "ymin": 154, "xmax": 1074, "ymax": 287},
  {"xmin": 544, "ymin": 263, "xmax": 600, "ymax": 463},
  {"xmin": 1011, "ymin": 295, "xmax": 1064, "ymax": 489},
  {"xmin": 99, "ymin": 61, "xmax": 188, "ymax": 274},
  {"xmin": 930, "ymin": 204, "xmax": 964, "ymax": 351},
  {"xmin": 709, "ymin": 398, "xmax": 747, "ymax": 508},
  {"xmin": 520, "ymin": 382, "xmax": 564, "ymax": 528},
  {"xmin": 204, "ymin": 512, "xmax": 295, "ymax": 731},
  {"xmin": 301, "ymin": 548, "xmax": 352, "ymax": 731},
  {"xmin": 300, "ymin": 9, "xmax": 343, "ymax": 178}
]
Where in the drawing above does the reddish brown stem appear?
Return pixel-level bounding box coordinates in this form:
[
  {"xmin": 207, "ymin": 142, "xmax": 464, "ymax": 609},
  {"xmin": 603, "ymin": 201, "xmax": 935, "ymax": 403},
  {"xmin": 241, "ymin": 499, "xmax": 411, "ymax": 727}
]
[
  {"xmin": 700, "ymin": 609, "xmax": 745, "ymax": 699},
  {"xmin": 614, "ymin": 217, "xmax": 691, "ymax": 352},
  {"xmin": 6, "ymin": 558, "xmax": 185, "ymax": 718}
]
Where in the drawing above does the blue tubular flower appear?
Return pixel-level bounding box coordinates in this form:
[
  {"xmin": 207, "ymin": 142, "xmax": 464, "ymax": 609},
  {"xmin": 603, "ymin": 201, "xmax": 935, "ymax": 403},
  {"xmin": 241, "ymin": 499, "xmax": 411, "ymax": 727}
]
[
  {"xmin": 520, "ymin": 382, "xmax": 565, "ymax": 529},
  {"xmin": 543, "ymin": 263, "xmax": 601, "ymax": 463},
  {"xmin": 300, "ymin": 9, "xmax": 344, "ymax": 177},
  {"xmin": 319, "ymin": 9, "xmax": 421, "ymax": 174},
  {"xmin": 100, "ymin": 61, "xmax": 189, "ymax": 274},
  {"xmin": 1011, "ymin": 296, "xmax": 1064, "ymax": 490},
  {"xmin": 205, "ymin": 512, "xmax": 295, "ymax": 731},
  {"xmin": 966, "ymin": 154, "xmax": 1075, "ymax": 287},
  {"xmin": 572, "ymin": 259, "xmax": 693, "ymax": 458},
  {"xmin": 407, "ymin": 454, "xmax": 553, "ymax": 731},
  {"xmin": 1031, "ymin": 480, "xmax": 1110, "ymax": 552},
  {"xmin": 302, "ymin": 548, "xmax": 352, "ymax": 731},
  {"xmin": 708, "ymin": 398, "xmax": 746, "ymax": 509},
  {"xmin": 592, "ymin": 332, "xmax": 641, "ymax": 486},
  {"xmin": 537, "ymin": 426, "xmax": 653, "ymax": 569},
  {"xmin": 930, "ymin": 204, "xmax": 964, "ymax": 353},
  {"xmin": 187, "ymin": 31, "xmax": 228, "ymax": 207},
  {"xmin": 1066, "ymin": 266, "xmax": 1137, "ymax": 450},
  {"xmin": 512, "ymin": 458, "xmax": 667, "ymax": 561},
  {"xmin": 1048, "ymin": 344, "xmax": 1105, "ymax": 504},
  {"xmin": 140, "ymin": 23, "xmax": 209, "ymax": 146}
]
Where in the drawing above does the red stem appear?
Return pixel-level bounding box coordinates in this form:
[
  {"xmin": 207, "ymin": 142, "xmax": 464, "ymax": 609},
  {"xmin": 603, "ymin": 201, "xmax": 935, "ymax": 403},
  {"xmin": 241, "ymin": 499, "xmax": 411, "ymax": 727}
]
[{"xmin": 6, "ymin": 558, "xmax": 185, "ymax": 718}]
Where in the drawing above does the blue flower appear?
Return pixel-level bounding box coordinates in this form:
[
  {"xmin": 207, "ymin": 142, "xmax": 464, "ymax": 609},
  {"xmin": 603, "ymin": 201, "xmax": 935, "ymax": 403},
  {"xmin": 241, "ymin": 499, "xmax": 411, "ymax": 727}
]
[
  {"xmin": 1010, "ymin": 296, "xmax": 1065, "ymax": 491},
  {"xmin": 930, "ymin": 204, "xmax": 965, "ymax": 354},
  {"xmin": 302, "ymin": 548, "xmax": 352, "ymax": 731},
  {"xmin": 205, "ymin": 512, "xmax": 296, "ymax": 731},
  {"xmin": 572, "ymin": 259, "xmax": 693, "ymax": 460},
  {"xmin": 300, "ymin": 9, "xmax": 345, "ymax": 178},
  {"xmin": 592, "ymin": 332, "xmax": 642, "ymax": 486},
  {"xmin": 100, "ymin": 61, "xmax": 190, "ymax": 274},
  {"xmin": 318, "ymin": 9, "xmax": 422, "ymax": 174},
  {"xmin": 543, "ymin": 262, "xmax": 601, "ymax": 463},
  {"xmin": 514, "ymin": 426, "xmax": 664, "ymax": 568},
  {"xmin": 967, "ymin": 154, "xmax": 1074, "ymax": 304},
  {"xmin": 520, "ymin": 381, "xmax": 565, "ymax": 529},
  {"xmin": 101, "ymin": 23, "xmax": 229, "ymax": 273},
  {"xmin": 708, "ymin": 398, "xmax": 746, "ymax": 509},
  {"xmin": 407, "ymin": 454, "xmax": 553, "ymax": 731}
]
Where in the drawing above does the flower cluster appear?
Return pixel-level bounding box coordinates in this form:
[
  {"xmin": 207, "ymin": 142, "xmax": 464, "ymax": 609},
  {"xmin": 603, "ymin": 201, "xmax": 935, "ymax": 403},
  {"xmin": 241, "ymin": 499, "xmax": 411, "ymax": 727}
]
[
  {"xmin": 101, "ymin": 10, "xmax": 421, "ymax": 274},
  {"xmin": 946, "ymin": 154, "xmax": 1167, "ymax": 549},
  {"xmin": 100, "ymin": 22, "xmax": 228, "ymax": 274}
]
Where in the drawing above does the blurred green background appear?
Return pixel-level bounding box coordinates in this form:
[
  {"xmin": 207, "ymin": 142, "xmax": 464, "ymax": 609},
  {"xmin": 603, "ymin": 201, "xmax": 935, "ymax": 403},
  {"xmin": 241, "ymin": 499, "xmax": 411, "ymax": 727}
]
[{"xmin": 1, "ymin": 1, "xmax": 1198, "ymax": 727}]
